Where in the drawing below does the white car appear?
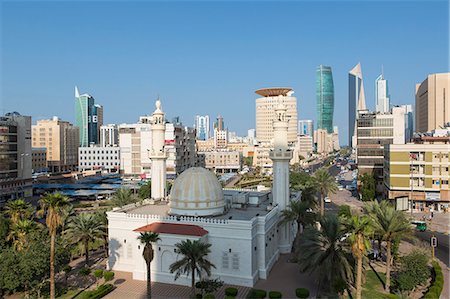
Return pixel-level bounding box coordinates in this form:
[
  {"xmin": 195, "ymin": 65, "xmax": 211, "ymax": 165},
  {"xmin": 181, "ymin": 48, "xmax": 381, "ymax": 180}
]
[
  {"xmin": 338, "ymin": 185, "xmax": 344, "ymax": 191},
  {"xmin": 324, "ymin": 197, "xmax": 331, "ymax": 203}
]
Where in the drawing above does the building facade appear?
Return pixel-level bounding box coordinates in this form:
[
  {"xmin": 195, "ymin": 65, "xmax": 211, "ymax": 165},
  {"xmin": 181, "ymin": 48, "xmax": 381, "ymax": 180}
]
[
  {"xmin": 32, "ymin": 117, "xmax": 79, "ymax": 173},
  {"xmin": 195, "ymin": 115, "xmax": 210, "ymax": 140},
  {"xmin": 298, "ymin": 120, "xmax": 314, "ymax": 137},
  {"xmin": 316, "ymin": 65, "xmax": 334, "ymax": 133},
  {"xmin": 255, "ymin": 88, "xmax": 298, "ymax": 144},
  {"xmin": 348, "ymin": 63, "xmax": 367, "ymax": 148},
  {"xmin": 415, "ymin": 73, "xmax": 450, "ymax": 133},
  {"xmin": 32, "ymin": 148, "xmax": 47, "ymax": 173},
  {"xmin": 384, "ymin": 135, "xmax": 449, "ymax": 211},
  {"xmin": 75, "ymin": 86, "xmax": 103, "ymax": 146},
  {"xmin": 78, "ymin": 145, "xmax": 120, "ymax": 173},
  {"xmin": 0, "ymin": 112, "xmax": 32, "ymax": 205},
  {"xmin": 100, "ymin": 124, "xmax": 119, "ymax": 147},
  {"xmin": 375, "ymin": 73, "xmax": 390, "ymax": 113},
  {"xmin": 202, "ymin": 151, "xmax": 242, "ymax": 174}
]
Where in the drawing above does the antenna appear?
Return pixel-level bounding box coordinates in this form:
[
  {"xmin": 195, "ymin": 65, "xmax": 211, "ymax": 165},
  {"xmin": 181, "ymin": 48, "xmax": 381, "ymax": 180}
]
[{"xmin": 381, "ymin": 64, "xmax": 384, "ymax": 78}]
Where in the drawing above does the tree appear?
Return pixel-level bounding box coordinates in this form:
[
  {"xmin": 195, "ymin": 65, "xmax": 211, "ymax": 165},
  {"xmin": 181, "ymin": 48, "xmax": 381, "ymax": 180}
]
[
  {"xmin": 366, "ymin": 201, "xmax": 412, "ymax": 292},
  {"xmin": 138, "ymin": 181, "xmax": 152, "ymax": 200},
  {"xmin": 281, "ymin": 200, "xmax": 316, "ymax": 256},
  {"xmin": 360, "ymin": 173, "xmax": 376, "ymax": 201},
  {"xmin": 137, "ymin": 232, "xmax": 161, "ymax": 299},
  {"xmin": 65, "ymin": 213, "xmax": 105, "ymax": 265},
  {"xmin": 112, "ymin": 188, "xmax": 137, "ymax": 207},
  {"xmin": 38, "ymin": 192, "xmax": 70, "ymax": 299},
  {"xmin": 395, "ymin": 250, "xmax": 430, "ymax": 294},
  {"xmin": 297, "ymin": 214, "xmax": 354, "ymax": 296},
  {"xmin": 169, "ymin": 239, "xmax": 216, "ymax": 297},
  {"xmin": 243, "ymin": 156, "xmax": 253, "ymax": 167},
  {"xmin": 313, "ymin": 169, "xmax": 338, "ymax": 216},
  {"xmin": 0, "ymin": 215, "xmax": 11, "ymax": 249},
  {"xmin": 341, "ymin": 214, "xmax": 372, "ymax": 299},
  {"xmin": 94, "ymin": 210, "xmax": 109, "ymax": 257},
  {"xmin": 4, "ymin": 199, "xmax": 33, "ymax": 224},
  {"xmin": 289, "ymin": 171, "xmax": 317, "ymax": 204},
  {"xmin": 7, "ymin": 219, "xmax": 39, "ymax": 251}
]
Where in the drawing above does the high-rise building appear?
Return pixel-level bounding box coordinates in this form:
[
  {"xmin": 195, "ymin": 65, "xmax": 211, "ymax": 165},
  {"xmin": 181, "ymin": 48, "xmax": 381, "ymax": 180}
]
[
  {"xmin": 415, "ymin": 73, "xmax": 450, "ymax": 133},
  {"xmin": 255, "ymin": 88, "xmax": 298, "ymax": 144},
  {"xmin": 0, "ymin": 112, "xmax": 32, "ymax": 205},
  {"xmin": 75, "ymin": 86, "xmax": 103, "ymax": 146},
  {"xmin": 375, "ymin": 72, "xmax": 390, "ymax": 113},
  {"xmin": 399, "ymin": 104, "xmax": 414, "ymax": 142},
  {"xmin": 298, "ymin": 120, "xmax": 314, "ymax": 137},
  {"xmin": 316, "ymin": 65, "xmax": 334, "ymax": 133},
  {"xmin": 100, "ymin": 124, "xmax": 118, "ymax": 147},
  {"xmin": 348, "ymin": 63, "xmax": 367, "ymax": 148},
  {"xmin": 32, "ymin": 117, "xmax": 79, "ymax": 173},
  {"xmin": 195, "ymin": 115, "xmax": 210, "ymax": 140},
  {"xmin": 213, "ymin": 115, "xmax": 224, "ymax": 131}
]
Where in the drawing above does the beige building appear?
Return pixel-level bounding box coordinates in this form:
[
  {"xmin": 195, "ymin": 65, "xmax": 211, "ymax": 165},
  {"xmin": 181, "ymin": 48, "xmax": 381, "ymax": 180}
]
[
  {"xmin": 315, "ymin": 129, "xmax": 339, "ymax": 154},
  {"xmin": 32, "ymin": 117, "xmax": 79, "ymax": 173},
  {"xmin": 293, "ymin": 135, "xmax": 313, "ymax": 162},
  {"xmin": 415, "ymin": 73, "xmax": 450, "ymax": 133},
  {"xmin": 32, "ymin": 148, "xmax": 47, "ymax": 172},
  {"xmin": 255, "ymin": 88, "xmax": 298, "ymax": 144},
  {"xmin": 384, "ymin": 134, "xmax": 449, "ymax": 211},
  {"xmin": 202, "ymin": 150, "xmax": 242, "ymax": 174}
]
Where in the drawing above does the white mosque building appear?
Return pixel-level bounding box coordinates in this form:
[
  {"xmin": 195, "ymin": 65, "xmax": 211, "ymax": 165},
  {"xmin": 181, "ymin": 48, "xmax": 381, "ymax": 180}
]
[{"xmin": 107, "ymin": 99, "xmax": 297, "ymax": 287}]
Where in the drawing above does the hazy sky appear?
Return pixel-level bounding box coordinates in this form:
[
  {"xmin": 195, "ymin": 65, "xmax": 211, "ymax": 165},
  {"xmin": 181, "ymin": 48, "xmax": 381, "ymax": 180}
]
[{"xmin": 1, "ymin": 0, "xmax": 448, "ymax": 145}]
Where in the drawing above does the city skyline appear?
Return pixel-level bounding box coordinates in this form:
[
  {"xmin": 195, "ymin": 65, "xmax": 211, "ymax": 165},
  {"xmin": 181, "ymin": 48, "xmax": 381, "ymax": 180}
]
[{"xmin": 1, "ymin": 1, "xmax": 448, "ymax": 145}]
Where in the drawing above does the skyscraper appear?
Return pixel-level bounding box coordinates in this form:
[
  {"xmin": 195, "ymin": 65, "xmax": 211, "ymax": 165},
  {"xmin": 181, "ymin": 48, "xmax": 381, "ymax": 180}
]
[
  {"xmin": 348, "ymin": 63, "xmax": 367, "ymax": 147},
  {"xmin": 316, "ymin": 65, "xmax": 334, "ymax": 133},
  {"xmin": 375, "ymin": 71, "xmax": 390, "ymax": 113},
  {"xmin": 75, "ymin": 86, "xmax": 102, "ymax": 146},
  {"xmin": 298, "ymin": 119, "xmax": 314, "ymax": 137},
  {"xmin": 195, "ymin": 115, "xmax": 210, "ymax": 140}
]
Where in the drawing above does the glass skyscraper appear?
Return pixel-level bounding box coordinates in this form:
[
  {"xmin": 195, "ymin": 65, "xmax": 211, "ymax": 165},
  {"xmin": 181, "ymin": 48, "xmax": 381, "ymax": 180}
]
[
  {"xmin": 316, "ymin": 65, "xmax": 334, "ymax": 133},
  {"xmin": 75, "ymin": 86, "xmax": 102, "ymax": 146}
]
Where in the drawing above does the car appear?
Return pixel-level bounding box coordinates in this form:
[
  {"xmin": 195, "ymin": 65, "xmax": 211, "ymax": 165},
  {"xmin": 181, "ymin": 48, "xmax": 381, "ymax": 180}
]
[
  {"xmin": 324, "ymin": 197, "xmax": 331, "ymax": 203},
  {"xmin": 411, "ymin": 220, "xmax": 427, "ymax": 232},
  {"xmin": 338, "ymin": 185, "xmax": 344, "ymax": 190}
]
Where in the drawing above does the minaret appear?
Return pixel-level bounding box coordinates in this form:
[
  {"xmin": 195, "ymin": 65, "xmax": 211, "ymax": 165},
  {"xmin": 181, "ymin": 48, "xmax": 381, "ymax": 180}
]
[
  {"xmin": 149, "ymin": 99, "xmax": 167, "ymax": 201},
  {"xmin": 269, "ymin": 98, "xmax": 293, "ymax": 253}
]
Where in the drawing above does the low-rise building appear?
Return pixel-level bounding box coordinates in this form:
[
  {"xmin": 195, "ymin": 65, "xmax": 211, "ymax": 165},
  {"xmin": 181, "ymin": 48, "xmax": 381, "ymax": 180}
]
[
  {"xmin": 78, "ymin": 145, "xmax": 121, "ymax": 173},
  {"xmin": 32, "ymin": 148, "xmax": 47, "ymax": 173},
  {"xmin": 384, "ymin": 130, "xmax": 449, "ymax": 211},
  {"xmin": 202, "ymin": 150, "xmax": 242, "ymax": 173}
]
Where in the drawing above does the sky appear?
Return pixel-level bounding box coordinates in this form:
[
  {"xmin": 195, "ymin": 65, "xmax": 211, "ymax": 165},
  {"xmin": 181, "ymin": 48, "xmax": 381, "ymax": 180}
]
[{"xmin": 1, "ymin": 0, "xmax": 449, "ymax": 145}]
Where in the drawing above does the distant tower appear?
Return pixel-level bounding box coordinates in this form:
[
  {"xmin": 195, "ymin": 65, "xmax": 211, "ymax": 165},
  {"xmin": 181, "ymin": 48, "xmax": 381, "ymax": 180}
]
[
  {"xmin": 348, "ymin": 63, "xmax": 366, "ymax": 148},
  {"xmin": 316, "ymin": 65, "xmax": 334, "ymax": 133},
  {"xmin": 375, "ymin": 68, "xmax": 390, "ymax": 113},
  {"xmin": 149, "ymin": 99, "xmax": 167, "ymax": 201},
  {"xmin": 269, "ymin": 99, "xmax": 293, "ymax": 254}
]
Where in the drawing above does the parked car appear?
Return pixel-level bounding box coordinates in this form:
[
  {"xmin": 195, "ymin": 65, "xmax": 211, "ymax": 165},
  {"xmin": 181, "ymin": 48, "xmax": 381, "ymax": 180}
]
[
  {"xmin": 411, "ymin": 220, "xmax": 427, "ymax": 232},
  {"xmin": 324, "ymin": 197, "xmax": 331, "ymax": 203}
]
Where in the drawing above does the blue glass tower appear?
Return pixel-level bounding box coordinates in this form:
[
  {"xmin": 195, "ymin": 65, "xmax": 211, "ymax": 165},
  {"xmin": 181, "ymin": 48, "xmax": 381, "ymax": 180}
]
[{"xmin": 316, "ymin": 65, "xmax": 334, "ymax": 133}]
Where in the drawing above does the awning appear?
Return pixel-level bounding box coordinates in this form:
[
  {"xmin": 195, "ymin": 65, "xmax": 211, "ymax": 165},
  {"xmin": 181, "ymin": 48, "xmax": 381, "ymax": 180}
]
[{"xmin": 134, "ymin": 222, "xmax": 208, "ymax": 237}]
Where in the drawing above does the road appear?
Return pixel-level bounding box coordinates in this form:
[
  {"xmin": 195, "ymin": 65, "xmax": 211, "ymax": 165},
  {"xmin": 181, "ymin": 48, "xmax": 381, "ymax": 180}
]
[{"xmin": 415, "ymin": 230, "xmax": 449, "ymax": 268}]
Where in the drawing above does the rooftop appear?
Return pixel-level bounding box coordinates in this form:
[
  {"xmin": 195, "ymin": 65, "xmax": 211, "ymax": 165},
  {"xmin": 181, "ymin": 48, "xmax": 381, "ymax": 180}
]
[
  {"xmin": 134, "ymin": 222, "xmax": 208, "ymax": 236},
  {"xmin": 255, "ymin": 88, "xmax": 293, "ymax": 97}
]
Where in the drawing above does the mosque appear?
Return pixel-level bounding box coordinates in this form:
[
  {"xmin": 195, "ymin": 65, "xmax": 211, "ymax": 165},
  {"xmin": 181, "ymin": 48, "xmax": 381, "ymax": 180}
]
[{"xmin": 107, "ymin": 99, "xmax": 297, "ymax": 287}]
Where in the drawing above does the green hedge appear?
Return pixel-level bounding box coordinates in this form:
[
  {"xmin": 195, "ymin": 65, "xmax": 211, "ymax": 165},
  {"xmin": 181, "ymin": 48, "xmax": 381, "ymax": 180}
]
[
  {"xmin": 79, "ymin": 284, "xmax": 115, "ymax": 299},
  {"xmin": 225, "ymin": 287, "xmax": 238, "ymax": 296},
  {"xmin": 204, "ymin": 294, "xmax": 215, "ymax": 299},
  {"xmin": 424, "ymin": 261, "xmax": 443, "ymax": 299},
  {"xmin": 268, "ymin": 291, "xmax": 282, "ymax": 299},
  {"xmin": 103, "ymin": 271, "xmax": 115, "ymax": 282},
  {"xmin": 295, "ymin": 288, "xmax": 309, "ymax": 298},
  {"xmin": 246, "ymin": 289, "xmax": 267, "ymax": 298}
]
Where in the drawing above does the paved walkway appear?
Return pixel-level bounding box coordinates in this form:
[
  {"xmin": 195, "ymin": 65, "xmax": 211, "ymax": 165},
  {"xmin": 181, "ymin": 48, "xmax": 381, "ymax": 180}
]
[{"xmin": 104, "ymin": 254, "xmax": 317, "ymax": 299}]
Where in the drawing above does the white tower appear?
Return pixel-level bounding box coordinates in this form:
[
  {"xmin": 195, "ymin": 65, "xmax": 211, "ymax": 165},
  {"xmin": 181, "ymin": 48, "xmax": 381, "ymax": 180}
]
[
  {"xmin": 149, "ymin": 99, "xmax": 167, "ymax": 201},
  {"xmin": 269, "ymin": 99, "xmax": 293, "ymax": 253}
]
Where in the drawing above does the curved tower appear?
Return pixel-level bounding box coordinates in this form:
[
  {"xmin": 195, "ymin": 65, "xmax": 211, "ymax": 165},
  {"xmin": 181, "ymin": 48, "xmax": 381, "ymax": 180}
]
[
  {"xmin": 316, "ymin": 65, "xmax": 334, "ymax": 133},
  {"xmin": 269, "ymin": 99, "xmax": 293, "ymax": 253},
  {"xmin": 149, "ymin": 99, "xmax": 167, "ymax": 201}
]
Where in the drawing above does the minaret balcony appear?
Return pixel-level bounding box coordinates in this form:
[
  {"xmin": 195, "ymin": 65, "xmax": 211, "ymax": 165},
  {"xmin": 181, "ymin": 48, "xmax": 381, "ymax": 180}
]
[{"xmin": 269, "ymin": 149, "xmax": 293, "ymax": 160}]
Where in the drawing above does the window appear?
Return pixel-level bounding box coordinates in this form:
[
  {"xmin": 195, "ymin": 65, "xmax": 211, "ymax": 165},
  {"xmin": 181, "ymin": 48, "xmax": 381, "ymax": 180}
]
[
  {"xmin": 222, "ymin": 252, "xmax": 229, "ymax": 269},
  {"xmin": 232, "ymin": 253, "xmax": 239, "ymax": 270}
]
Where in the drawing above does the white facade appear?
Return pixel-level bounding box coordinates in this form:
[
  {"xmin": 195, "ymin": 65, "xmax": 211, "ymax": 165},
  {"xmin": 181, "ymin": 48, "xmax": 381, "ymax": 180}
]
[
  {"xmin": 298, "ymin": 120, "xmax": 314, "ymax": 137},
  {"xmin": 214, "ymin": 129, "xmax": 228, "ymax": 149},
  {"xmin": 195, "ymin": 115, "xmax": 210, "ymax": 140},
  {"xmin": 78, "ymin": 145, "xmax": 120, "ymax": 172},
  {"xmin": 149, "ymin": 100, "xmax": 167, "ymax": 201},
  {"xmin": 375, "ymin": 74, "xmax": 390, "ymax": 113},
  {"xmin": 100, "ymin": 124, "xmax": 118, "ymax": 147},
  {"xmin": 202, "ymin": 150, "xmax": 242, "ymax": 173}
]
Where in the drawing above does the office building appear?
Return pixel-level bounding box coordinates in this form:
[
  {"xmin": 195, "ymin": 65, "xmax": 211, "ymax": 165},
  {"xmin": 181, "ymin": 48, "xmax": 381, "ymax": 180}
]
[
  {"xmin": 298, "ymin": 120, "xmax": 314, "ymax": 137},
  {"xmin": 384, "ymin": 128, "xmax": 449, "ymax": 211},
  {"xmin": 32, "ymin": 148, "xmax": 47, "ymax": 173},
  {"xmin": 100, "ymin": 124, "xmax": 119, "ymax": 147},
  {"xmin": 79, "ymin": 145, "xmax": 120, "ymax": 173},
  {"xmin": 356, "ymin": 107, "xmax": 407, "ymax": 191},
  {"xmin": 293, "ymin": 135, "xmax": 313, "ymax": 163},
  {"xmin": 75, "ymin": 86, "xmax": 103, "ymax": 146},
  {"xmin": 315, "ymin": 129, "xmax": 339, "ymax": 154},
  {"xmin": 0, "ymin": 112, "xmax": 32, "ymax": 205},
  {"xmin": 195, "ymin": 115, "xmax": 210, "ymax": 140},
  {"xmin": 316, "ymin": 65, "xmax": 334, "ymax": 133},
  {"xmin": 348, "ymin": 63, "xmax": 367, "ymax": 147},
  {"xmin": 202, "ymin": 151, "xmax": 242, "ymax": 174},
  {"xmin": 247, "ymin": 129, "xmax": 256, "ymax": 145},
  {"xmin": 255, "ymin": 88, "xmax": 298, "ymax": 144},
  {"xmin": 32, "ymin": 117, "xmax": 79, "ymax": 173},
  {"xmin": 213, "ymin": 115, "xmax": 224, "ymax": 131},
  {"xmin": 415, "ymin": 73, "xmax": 450, "ymax": 133},
  {"xmin": 375, "ymin": 72, "xmax": 390, "ymax": 113}
]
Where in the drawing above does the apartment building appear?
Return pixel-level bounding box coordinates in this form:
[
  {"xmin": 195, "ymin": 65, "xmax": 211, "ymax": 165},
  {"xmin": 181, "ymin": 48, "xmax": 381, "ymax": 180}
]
[
  {"xmin": 202, "ymin": 151, "xmax": 242, "ymax": 174},
  {"xmin": 32, "ymin": 148, "xmax": 47, "ymax": 172},
  {"xmin": 78, "ymin": 145, "xmax": 120, "ymax": 173}
]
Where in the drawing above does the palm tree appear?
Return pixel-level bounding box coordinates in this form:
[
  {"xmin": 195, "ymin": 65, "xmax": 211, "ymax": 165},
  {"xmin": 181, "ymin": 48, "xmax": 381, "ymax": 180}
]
[
  {"xmin": 169, "ymin": 239, "xmax": 216, "ymax": 297},
  {"xmin": 39, "ymin": 192, "xmax": 70, "ymax": 299},
  {"xmin": 65, "ymin": 213, "xmax": 105, "ymax": 265},
  {"xmin": 366, "ymin": 201, "xmax": 412, "ymax": 292},
  {"xmin": 112, "ymin": 188, "xmax": 137, "ymax": 207},
  {"xmin": 137, "ymin": 232, "xmax": 161, "ymax": 299},
  {"xmin": 297, "ymin": 214, "xmax": 354, "ymax": 296},
  {"xmin": 94, "ymin": 210, "xmax": 109, "ymax": 257},
  {"xmin": 313, "ymin": 169, "xmax": 338, "ymax": 216},
  {"xmin": 342, "ymin": 214, "xmax": 372, "ymax": 299},
  {"xmin": 7, "ymin": 219, "xmax": 38, "ymax": 251},
  {"xmin": 281, "ymin": 199, "xmax": 316, "ymax": 255},
  {"xmin": 4, "ymin": 198, "xmax": 32, "ymax": 224}
]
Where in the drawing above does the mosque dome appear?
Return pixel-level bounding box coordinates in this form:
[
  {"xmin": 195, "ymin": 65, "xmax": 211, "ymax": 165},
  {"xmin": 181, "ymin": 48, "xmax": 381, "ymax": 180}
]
[{"xmin": 169, "ymin": 167, "xmax": 225, "ymax": 217}]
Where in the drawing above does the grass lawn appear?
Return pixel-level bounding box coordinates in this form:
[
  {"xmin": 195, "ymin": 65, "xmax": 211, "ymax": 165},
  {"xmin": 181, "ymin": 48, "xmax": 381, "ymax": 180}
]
[{"xmin": 361, "ymin": 270, "xmax": 396, "ymax": 299}]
